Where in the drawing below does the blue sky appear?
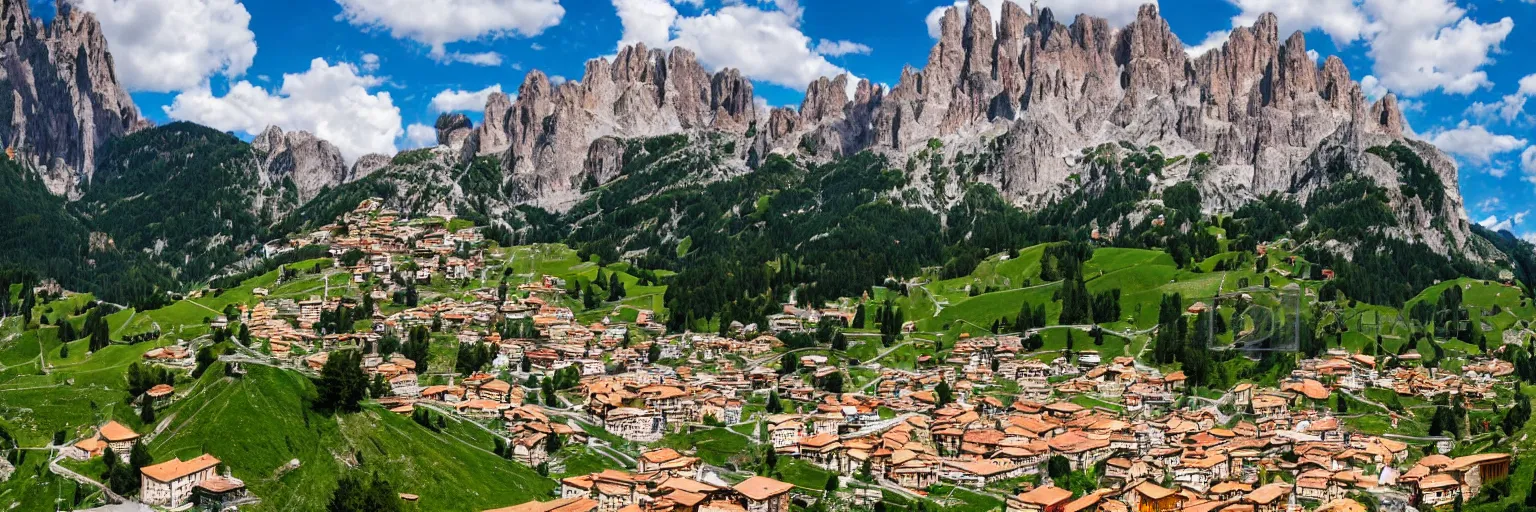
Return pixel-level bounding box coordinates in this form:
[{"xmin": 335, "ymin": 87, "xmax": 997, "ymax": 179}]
[{"xmin": 41, "ymin": 0, "xmax": 1536, "ymax": 239}]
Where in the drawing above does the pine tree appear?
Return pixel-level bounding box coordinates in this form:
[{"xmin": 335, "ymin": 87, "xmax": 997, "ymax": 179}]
[
  {"xmin": 935, "ymin": 381, "xmax": 953, "ymax": 406},
  {"xmin": 139, "ymin": 397, "xmax": 156, "ymax": 425},
  {"xmin": 316, "ymin": 350, "xmax": 369, "ymax": 413}
]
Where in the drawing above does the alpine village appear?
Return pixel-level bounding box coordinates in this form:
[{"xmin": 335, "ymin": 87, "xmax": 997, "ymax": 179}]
[{"xmin": 2, "ymin": 1, "xmax": 1535, "ymax": 512}]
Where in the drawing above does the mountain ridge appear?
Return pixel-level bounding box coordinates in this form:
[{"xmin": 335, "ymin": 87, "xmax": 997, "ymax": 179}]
[{"xmin": 439, "ymin": 1, "xmax": 1467, "ymax": 254}]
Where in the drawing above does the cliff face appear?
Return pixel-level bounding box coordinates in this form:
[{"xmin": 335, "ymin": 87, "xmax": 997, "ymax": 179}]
[
  {"xmin": 444, "ymin": 44, "xmax": 760, "ymax": 209},
  {"xmin": 0, "ymin": 0, "xmax": 148, "ymax": 197},
  {"xmin": 444, "ymin": 1, "xmax": 1469, "ymax": 251},
  {"xmin": 250, "ymin": 125, "xmax": 372, "ymax": 204}
]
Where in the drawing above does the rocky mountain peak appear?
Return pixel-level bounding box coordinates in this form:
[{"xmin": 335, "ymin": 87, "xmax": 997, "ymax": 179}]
[
  {"xmin": 451, "ymin": 0, "xmax": 1455, "ymax": 251},
  {"xmin": 0, "ymin": 0, "xmax": 147, "ymax": 197},
  {"xmin": 252, "ymin": 125, "xmax": 349, "ymax": 204},
  {"xmin": 435, "ymin": 113, "xmax": 473, "ymax": 149}
]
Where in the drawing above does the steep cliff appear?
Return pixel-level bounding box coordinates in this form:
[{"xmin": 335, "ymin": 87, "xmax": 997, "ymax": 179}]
[
  {"xmin": 251, "ymin": 126, "xmax": 356, "ymax": 204},
  {"xmin": 0, "ymin": 0, "xmax": 147, "ymax": 197},
  {"xmin": 448, "ymin": 44, "xmax": 759, "ymax": 210}
]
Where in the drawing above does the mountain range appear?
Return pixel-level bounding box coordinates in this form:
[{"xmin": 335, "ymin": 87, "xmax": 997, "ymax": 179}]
[{"xmin": 0, "ymin": 0, "xmax": 1517, "ymax": 308}]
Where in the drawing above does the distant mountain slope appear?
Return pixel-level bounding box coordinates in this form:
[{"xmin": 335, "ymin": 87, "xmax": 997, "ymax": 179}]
[
  {"xmin": 73, "ymin": 123, "xmax": 294, "ymax": 282},
  {"xmin": 0, "ymin": 150, "xmax": 174, "ymax": 306}
]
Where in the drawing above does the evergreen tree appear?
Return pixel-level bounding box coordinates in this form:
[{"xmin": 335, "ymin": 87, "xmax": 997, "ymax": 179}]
[
  {"xmin": 935, "ymin": 381, "xmax": 953, "ymax": 406},
  {"xmin": 315, "ymin": 350, "xmax": 369, "ymax": 413},
  {"xmin": 402, "ymin": 326, "xmax": 432, "ymax": 373},
  {"xmin": 370, "ymin": 374, "xmax": 391, "ymax": 398},
  {"xmin": 139, "ymin": 397, "xmax": 156, "ymax": 425},
  {"xmin": 129, "ymin": 442, "xmax": 152, "ymax": 472},
  {"xmin": 328, "ymin": 473, "xmax": 404, "ymax": 512}
]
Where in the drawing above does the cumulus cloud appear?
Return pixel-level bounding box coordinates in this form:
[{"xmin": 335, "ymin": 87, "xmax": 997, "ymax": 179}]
[
  {"xmin": 360, "ymin": 53, "xmax": 381, "ymax": 72},
  {"xmin": 1228, "ymin": 0, "xmax": 1369, "ymax": 46},
  {"xmin": 1465, "ymin": 74, "xmax": 1536, "ymax": 123},
  {"xmin": 438, "ymin": 50, "xmax": 504, "ymax": 66},
  {"xmin": 1362, "ymin": 0, "xmax": 1513, "ymax": 96},
  {"xmin": 1523, "ymin": 147, "xmax": 1536, "ymax": 184},
  {"xmin": 615, "ymin": 0, "xmax": 678, "ymax": 49},
  {"xmin": 1480, "ymin": 215, "xmax": 1512, "ymax": 232},
  {"xmin": 429, "ymin": 84, "xmax": 503, "ymax": 113},
  {"xmin": 926, "ymin": 0, "xmax": 1152, "ymax": 39},
  {"xmin": 335, "ymin": 0, "xmax": 564, "ymax": 60},
  {"xmin": 612, "ymin": 0, "xmax": 856, "ymax": 91},
  {"xmin": 1425, "ymin": 121, "xmax": 1527, "ymax": 166},
  {"xmin": 70, "ymin": 0, "xmax": 257, "ymax": 92},
  {"xmin": 814, "ymin": 39, "xmax": 872, "ymax": 57},
  {"xmin": 163, "ymin": 58, "xmax": 403, "ymax": 162},
  {"xmin": 1185, "ymin": 31, "xmax": 1229, "ymax": 57},
  {"xmin": 404, "ymin": 123, "xmax": 438, "ymax": 149},
  {"xmin": 1481, "ymin": 210, "xmax": 1528, "ymax": 232}
]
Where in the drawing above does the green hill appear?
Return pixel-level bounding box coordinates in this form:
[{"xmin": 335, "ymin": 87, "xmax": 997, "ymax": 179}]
[{"xmin": 147, "ymin": 364, "xmax": 553, "ymax": 511}]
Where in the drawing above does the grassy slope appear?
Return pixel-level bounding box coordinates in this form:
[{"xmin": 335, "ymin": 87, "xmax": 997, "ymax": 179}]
[{"xmin": 149, "ymin": 364, "xmax": 554, "ymax": 512}]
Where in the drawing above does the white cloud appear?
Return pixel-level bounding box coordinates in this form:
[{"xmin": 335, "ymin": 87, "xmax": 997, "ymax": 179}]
[
  {"xmin": 612, "ymin": 0, "xmax": 856, "ymax": 91},
  {"xmin": 163, "ymin": 58, "xmax": 404, "ymax": 162},
  {"xmin": 69, "ymin": 0, "xmax": 257, "ymax": 92},
  {"xmin": 1359, "ymin": 75, "xmax": 1387, "ymax": 101},
  {"xmin": 615, "ymin": 0, "xmax": 680, "ymax": 49},
  {"xmin": 1466, "ymin": 96, "xmax": 1528, "ymax": 123},
  {"xmin": 1481, "ymin": 210, "xmax": 1528, "ymax": 232},
  {"xmin": 404, "ymin": 123, "xmax": 438, "ymax": 149},
  {"xmin": 438, "ymin": 50, "xmax": 504, "ymax": 66},
  {"xmin": 549, "ymin": 75, "xmax": 568, "ymax": 85},
  {"xmin": 1425, "ymin": 120, "xmax": 1528, "ymax": 165},
  {"xmin": 1360, "ymin": 0, "xmax": 1513, "ymax": 96},
  {"xmin": 335, "ymin": 0, "xmax": 564, "ymax": 59},
  {"xmin": 1185, "ymin": 31, "xmax": 1229, "ymax": 57},
  {"xmin": 926, "ymin": 0, "xmax": 1152, "ymax": 40},
  {"xmin": 360, "ymin": 53, "xmax": 381, "ymax": 72},
  {"xmin": 1482, "ymin": 216, "xmax": 1514, "ymax": 232},
  {"xmin": 530, "ymin": 43, "xmax": 545, "ymax": 50},
  {"xmin": 1523, "ymin": 147, "xmax": 1536, "ymax": 182},
  {"xmin": 1465, "ymin": 74, "xmax": 1536, "ymax": 123},
  {"xmin": 814, "ymin": 39, "xmax": 872, "ymax": 57},
  {"xmin": 429, "ymin": 84, "xmax": 503, "ymax": 113},
  {"xmin": 1228, "ymin": 0, "xmax": 1370, "ymax": 46},
  {"xmin": 1475, "ymin": 196, "xmax": 1501, "ymax": 212}
]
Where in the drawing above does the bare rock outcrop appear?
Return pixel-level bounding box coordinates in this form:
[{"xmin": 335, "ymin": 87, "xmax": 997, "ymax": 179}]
[
  {"xmin": 253, "ymin": 126, "xmax": 350, "ymax": 203},
  {"xmin": 456, "ymin": 44, "xmax": 762, "ymax": 210},
  {"xmin": 435, "ymin": 113, "xmax": 473, "ymax": 149},
  {"xmin": 350, "ymin": 153, "xmax": 391, "ymax": 181},
  {"xmin": 0, "ymin": 0, "xmax": 148, "ymax": 197},
  {"xmin": 462, "ymin": 0, "xmax": 1468, "ymax": 252}
]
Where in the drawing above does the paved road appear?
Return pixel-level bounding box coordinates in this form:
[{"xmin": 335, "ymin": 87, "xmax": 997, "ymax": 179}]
[{"xmin": 49, "ymin": 453, "xmax": 127, "ymax": 504}]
